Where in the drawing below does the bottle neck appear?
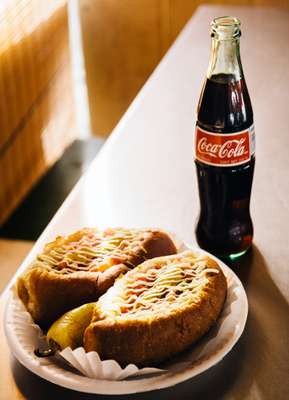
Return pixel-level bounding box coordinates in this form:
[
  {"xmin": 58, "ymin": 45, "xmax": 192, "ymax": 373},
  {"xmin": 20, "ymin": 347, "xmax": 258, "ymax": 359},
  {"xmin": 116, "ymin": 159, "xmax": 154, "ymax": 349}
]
[{"xmin": 207, "ymin": 37, "xmax": 243, "ymax": 81}]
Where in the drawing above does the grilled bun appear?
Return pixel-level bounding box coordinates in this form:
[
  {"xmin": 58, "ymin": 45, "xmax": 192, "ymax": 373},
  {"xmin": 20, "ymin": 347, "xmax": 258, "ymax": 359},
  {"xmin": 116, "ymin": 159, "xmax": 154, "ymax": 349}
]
[
  {"xmin": 84, "ymin": 250, "xmax": 227, "ymax": 366},
  {"xmin": 17, "ymin": 228, "xmax": 176, "ymax": 328}
]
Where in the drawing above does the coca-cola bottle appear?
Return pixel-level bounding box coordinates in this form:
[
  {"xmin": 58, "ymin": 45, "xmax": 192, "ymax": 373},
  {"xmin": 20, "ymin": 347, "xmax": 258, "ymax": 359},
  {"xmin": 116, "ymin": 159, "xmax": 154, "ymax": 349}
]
[{"xmin": 194, "ymin": 16, "xmax": 255, "ymax": 260}]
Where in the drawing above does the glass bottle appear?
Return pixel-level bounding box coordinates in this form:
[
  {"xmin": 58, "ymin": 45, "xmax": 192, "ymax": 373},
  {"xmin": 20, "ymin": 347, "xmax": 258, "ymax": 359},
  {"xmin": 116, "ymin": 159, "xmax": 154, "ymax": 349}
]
[{"xmin": 194, "ymin": 16, "xmax": 255, "ymax": 260}]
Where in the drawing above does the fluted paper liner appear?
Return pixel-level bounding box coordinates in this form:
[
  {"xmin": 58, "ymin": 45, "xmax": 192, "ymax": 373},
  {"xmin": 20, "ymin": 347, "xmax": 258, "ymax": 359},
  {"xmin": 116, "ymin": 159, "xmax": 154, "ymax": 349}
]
[
  {"xmin": 5, "ymin": 289, "xmax": 165, "ymax": 380},
  {"xmin": 4, "ymin": 246, "xmax": 248, "ymax": 391}
]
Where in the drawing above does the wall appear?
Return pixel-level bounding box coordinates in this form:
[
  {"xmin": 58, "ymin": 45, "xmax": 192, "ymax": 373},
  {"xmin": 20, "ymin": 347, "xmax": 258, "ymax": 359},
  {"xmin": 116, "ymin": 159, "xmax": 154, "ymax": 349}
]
[
  {"xmin": 0, "ymin": 0, "xmax": 77, "ymax": 225},
  {"xmin": 79, "ymin": 0, "xmax": 289, "ymax": 137}
]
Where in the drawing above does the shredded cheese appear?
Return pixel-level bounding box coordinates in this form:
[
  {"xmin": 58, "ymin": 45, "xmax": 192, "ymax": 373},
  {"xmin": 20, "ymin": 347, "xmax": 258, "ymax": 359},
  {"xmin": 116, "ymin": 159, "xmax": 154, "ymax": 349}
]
[
  {"xmin": 34, "ymin": 228, "xmax": 154, "ymax": 274},
  {"xmin": 98, "ymin": 251, "xmax": 219, "ymax": 320}
]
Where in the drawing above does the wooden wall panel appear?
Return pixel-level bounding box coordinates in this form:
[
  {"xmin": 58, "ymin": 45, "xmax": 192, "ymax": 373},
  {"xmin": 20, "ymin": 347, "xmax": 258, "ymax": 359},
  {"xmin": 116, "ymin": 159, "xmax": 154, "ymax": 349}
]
[
  {"xmin": 80, "ymin": 0, "xmax": 171, "ymax": 136},
  {"xmin": 0, "ymin": 1, "xmax": 77, "ymax": 225},
  {"xmin": 79, "ymin": 0, "xmax": 289, "ymax": 138},
  {"xmin": 0, "ymin": 62, "xmax": 76, "ymax": 225},
  {"xmin": 0, "ymin": 1, "xmax": 69, "ymax": 149}
]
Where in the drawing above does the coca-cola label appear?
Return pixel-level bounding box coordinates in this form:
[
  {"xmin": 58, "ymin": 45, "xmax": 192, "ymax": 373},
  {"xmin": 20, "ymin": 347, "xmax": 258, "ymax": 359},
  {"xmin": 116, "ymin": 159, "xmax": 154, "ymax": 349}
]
[{"xmin": 195, "ymin": 125, "xmax": 255, "ymax": 166}]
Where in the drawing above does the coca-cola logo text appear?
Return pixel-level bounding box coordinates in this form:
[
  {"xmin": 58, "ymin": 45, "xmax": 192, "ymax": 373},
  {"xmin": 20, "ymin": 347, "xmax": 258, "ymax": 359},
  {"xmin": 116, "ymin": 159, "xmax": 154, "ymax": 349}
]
[
  {"xmin": 195, "ymin": 127, "xmax": 251, "ymax": 166},
  {"xmin": 197, "ymin": 137, "xmax": 248, "ymax": 159}
]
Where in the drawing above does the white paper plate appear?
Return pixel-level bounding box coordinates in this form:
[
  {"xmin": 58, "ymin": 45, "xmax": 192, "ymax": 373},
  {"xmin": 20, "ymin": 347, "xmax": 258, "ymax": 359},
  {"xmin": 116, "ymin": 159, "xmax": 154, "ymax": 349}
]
[{"xmin": 4, "ymin": 245, "xmax": 248, "ymax": 395}]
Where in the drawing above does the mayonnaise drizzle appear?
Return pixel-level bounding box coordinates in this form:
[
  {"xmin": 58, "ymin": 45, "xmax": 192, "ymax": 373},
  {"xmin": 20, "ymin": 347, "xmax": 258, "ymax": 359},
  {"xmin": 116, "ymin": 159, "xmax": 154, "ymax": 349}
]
[
  {"xmin": 100, "ymin": 251, "xmax": 220, "ymax": 319},
  {"xmin": 34, "ymin": 228, "xmax": 153, "ymax": 274}
]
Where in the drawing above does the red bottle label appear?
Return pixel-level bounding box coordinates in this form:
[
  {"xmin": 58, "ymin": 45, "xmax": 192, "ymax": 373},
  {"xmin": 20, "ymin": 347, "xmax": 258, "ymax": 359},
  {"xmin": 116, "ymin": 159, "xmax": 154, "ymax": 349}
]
[{"xmin": 195, "ymin": 125, "xmax": 255, "ymax": 166}]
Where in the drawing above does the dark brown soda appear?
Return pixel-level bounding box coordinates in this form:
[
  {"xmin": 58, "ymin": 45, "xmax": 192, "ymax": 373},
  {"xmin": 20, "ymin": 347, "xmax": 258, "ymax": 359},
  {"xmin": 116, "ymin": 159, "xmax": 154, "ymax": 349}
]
[{"xmin": 195, "ymin": 73, "xmax": 255, "ymax": 259}]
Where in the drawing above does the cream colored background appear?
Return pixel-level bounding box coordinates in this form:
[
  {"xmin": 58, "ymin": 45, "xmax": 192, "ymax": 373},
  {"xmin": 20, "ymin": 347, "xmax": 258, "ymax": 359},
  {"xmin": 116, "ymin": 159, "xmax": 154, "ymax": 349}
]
[{"xmin": 79, "ymin": 0, "xmax": 289, "ymax": 136}]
